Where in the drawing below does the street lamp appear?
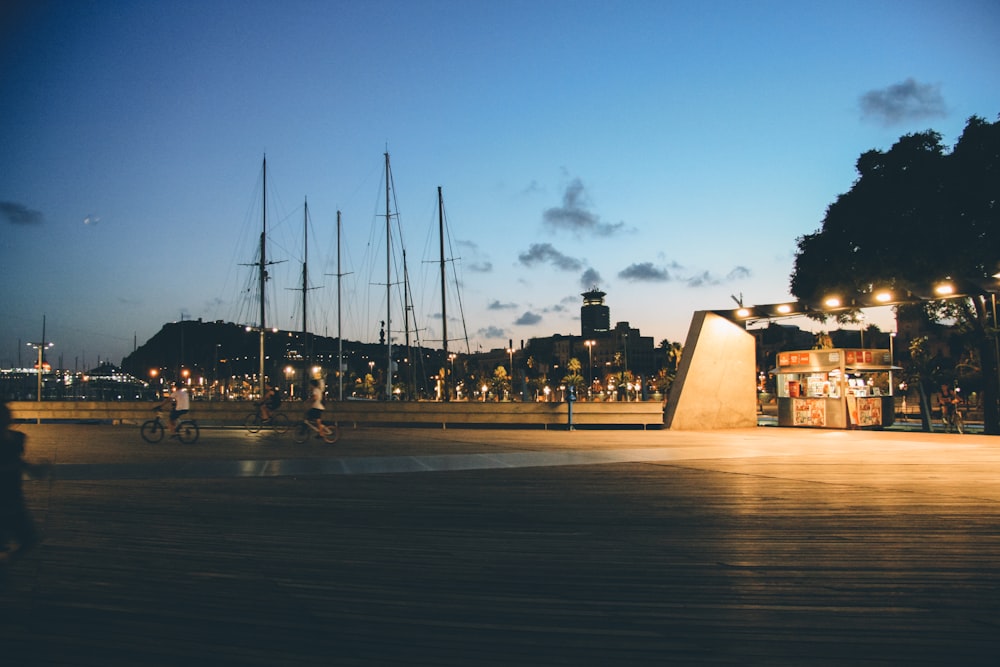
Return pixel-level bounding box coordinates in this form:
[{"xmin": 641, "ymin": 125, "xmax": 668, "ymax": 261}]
[
  {"xmin": 26, "ymin": 341, "xmax": 53, "ymax": 403},
  {"xmin": 584, "ymin": 340, "xmax": 595, "ymax": 399},
  {"xmin": 889, "ymin": 332, "xmax": 896, "ymax": 393},
  {"xmin": 448, "ymin": 353, "xmax": 457, "ymax": 402}
]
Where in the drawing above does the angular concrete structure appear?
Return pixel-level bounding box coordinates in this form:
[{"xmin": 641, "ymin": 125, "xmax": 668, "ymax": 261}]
[{"xmin": 665, "ymin": 310, "xmax": 757, "ymax": 429}]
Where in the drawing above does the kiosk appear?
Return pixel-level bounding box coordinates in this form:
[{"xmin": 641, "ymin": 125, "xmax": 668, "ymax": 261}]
[{"xmin": 774, "ymin": 349, "xmax": 896, "ymax": 429}]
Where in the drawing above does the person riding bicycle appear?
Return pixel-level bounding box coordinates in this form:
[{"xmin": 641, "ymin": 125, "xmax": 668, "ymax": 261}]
[
  {"xmin": 938, "ymin": 384, "xmax": 961, "ymax": 433},
  {"xmin": 305, "ymin": 378, "xmax": 327, "ymax": 434},
  {"xmin": 258, "ymin": 384, "xmax": 281, "ymax": 422},
  {"xmin": 156, "ymin": 381, "xmax": 190, "ymax": 435}
]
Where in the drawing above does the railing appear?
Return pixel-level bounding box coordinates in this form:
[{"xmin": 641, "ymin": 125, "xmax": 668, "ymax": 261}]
[{"xmin": 7, "ymin": 400, "xmax": 665, "ymax": 430}]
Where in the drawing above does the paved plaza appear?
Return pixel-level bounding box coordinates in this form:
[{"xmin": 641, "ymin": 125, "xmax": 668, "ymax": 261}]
[{"xmin": 3, "ymin": 423, "xmax": 999, "ymax": 665}]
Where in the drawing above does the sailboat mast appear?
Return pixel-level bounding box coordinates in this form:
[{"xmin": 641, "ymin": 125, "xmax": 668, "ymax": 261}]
[
  {"xmin": 384, "ymin": 152, "xmax": 392, "ymax": 401},
  {"xmin": 438, "ymin": 186, "xmax": 449, "ymax": 401},
  {"xmin": 258, "ymin": 155, "xmax": 267, "ymax": 397},
  {"xmin": 337, "ymin": 210, "xmax": 344, "ymax": 401},
  {"xmin": 302, "ymin": 198, "xmax": 310, "ymax": 398}
]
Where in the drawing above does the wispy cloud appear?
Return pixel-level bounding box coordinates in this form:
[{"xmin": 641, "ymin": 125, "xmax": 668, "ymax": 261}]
[
  {"xmin": 617, "ymin": 261, "xmax": 751, "ymax": 287},
  {"xmin": 860, "ymin": 78, "xmax": 947, "ymax": 125},
  {"xmin": 726, "ymin": 266, "xmax": 751, "ymax": 281},
  {"xmin": 478, "ymin": 325, "xmax": 506, "ymax": 339},
  {"xmin": 1, "ymin": 201, "xmax": 43, "ymax": 225},
  {"xmin": 518, "ymin": 243, "xmax": 583, "ymax": 271},
  {"xmin": 685, "ymin": 270, "xmax": 717, "ymax": 287},
  {"xmin": 543, "ymin": 178, "xmax": 624, "ymax": 236},
  {"xmin": 488, "ymin": 299, "xmax": 517, "ymax": 310},
  {"xmin": 618, "ymin": 262, "xmax": 670, "ymax": 282}
]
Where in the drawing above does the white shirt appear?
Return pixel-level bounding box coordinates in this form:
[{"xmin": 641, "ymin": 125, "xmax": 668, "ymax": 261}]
[{"xmin": 172, "ymin": 387, "xmax": 190, "ymax": 411}]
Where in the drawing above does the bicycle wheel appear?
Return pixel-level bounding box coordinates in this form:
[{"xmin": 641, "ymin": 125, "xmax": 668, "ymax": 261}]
[
  {"xmin": 177, "ymin": 420, "xmax": 200, "ymax": 444},
  {"xmin": 140, "ymin": 419, "xmax": 164, "ymax": 443},
  {"xmin": 270, "ymin": 413, "xmax": 291, "ymax": 434},
  {"xmin": 321, "ymin": 423, "xmax": 340, "ymax": 444},
  {"xmin": 244, "ymin": 412, "xmax": 262, "ymax": 433},
  {"xmin": 292, "ymin": 421, "xmax": 310, "ymax": 444}
]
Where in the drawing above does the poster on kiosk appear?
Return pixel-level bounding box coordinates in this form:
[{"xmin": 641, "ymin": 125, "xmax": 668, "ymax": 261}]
[{"xmin": 774, "ymin": 349, "xmax": 896, "ymax": 429}]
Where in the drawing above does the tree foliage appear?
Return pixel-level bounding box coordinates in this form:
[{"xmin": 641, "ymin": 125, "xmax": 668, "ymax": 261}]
[
  {"xmin": 791, "ymin": 116, "xmax": 999, "ymax": 305},
  {"xmin": 790, "ymin": 115, "xmax": 1000, "ymax": 432}
]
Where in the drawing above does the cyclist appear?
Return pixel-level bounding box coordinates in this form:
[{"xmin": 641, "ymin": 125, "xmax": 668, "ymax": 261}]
[
  {"xmin": 258, "ymin": 384, "xmax": 281, "ymax": 422},
  {"xmin": 156, "ymin": 381, "xmax": 190, "ymax": 435},
  {"xmin": 305, "ymin": 378, "xmax": 327, "ymax": 436},
  {"xmin": 937, "ymin": 384, "xmax": 962, "ymax": 433}
]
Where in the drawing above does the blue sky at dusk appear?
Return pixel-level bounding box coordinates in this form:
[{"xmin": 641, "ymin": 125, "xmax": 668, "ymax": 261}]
[{"xmin": 2, "ymin": 0, "xmax": 999, "ymax": 369}]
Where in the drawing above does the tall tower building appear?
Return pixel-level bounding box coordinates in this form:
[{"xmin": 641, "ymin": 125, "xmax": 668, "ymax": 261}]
[{"xmin": 581, "ymin": 288, "xmax": 610, "ymax": 338}]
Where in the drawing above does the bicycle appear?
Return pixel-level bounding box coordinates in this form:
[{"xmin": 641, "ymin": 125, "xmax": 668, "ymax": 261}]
[
  {"xmin": 942, "ymin": 404, "xmax": 965, "ymax": 434},
  {"xmin": 141, "ymin": 410, "xmax": 200, "ymax": 444},
  {"xmin": 292, "ymin": 418, "xmax": 339, "ymax": 444},
  {"xmin": 243, "ymin": 405, "xmax": 291, "ymax": 434}
]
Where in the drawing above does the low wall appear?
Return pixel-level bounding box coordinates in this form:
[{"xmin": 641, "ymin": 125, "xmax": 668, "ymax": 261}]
[{"xmin": 7, "ymin": 400, "xmax": 664, "ymax": 430}]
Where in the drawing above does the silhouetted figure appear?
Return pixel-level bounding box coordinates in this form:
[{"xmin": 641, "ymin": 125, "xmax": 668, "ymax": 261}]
[
  {"xmin": 0, "ymin": 402, "xmax": 49, "ymax": 565},
  {"xmin": 258, "ymin": 384, "xmax": 281, "ymax": 422}
]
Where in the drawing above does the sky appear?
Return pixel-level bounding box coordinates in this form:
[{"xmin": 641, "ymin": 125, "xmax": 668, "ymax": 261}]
[{"xmin": 2, "ymin": 0, "xmax": 999, "ymax": 370}]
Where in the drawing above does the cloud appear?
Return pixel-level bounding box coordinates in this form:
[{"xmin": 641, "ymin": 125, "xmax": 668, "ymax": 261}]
[
  {"xmin": 618, "ymin": 262, "xmax": 670, "ymax": 282},
  {"xmin": 514, "ymin": 311, "xmax": 542, "ymax": 326},
  {"xmin": 478, "ymin": 325, "xmax": 506, "ymax": 339},
  {"xmin": 859, "ymin": 78, "xmax": 947, "ymax": 125},
  {"xmin": 488, "ymin": 299, "xmax": 517, "ymax": 310},
  {"xmin": 521, "ymin": 180, "xmax": 543, "ymax": 196},
  {"xmin": 517, "ymin": 243, "xmax": 583, "ymax": 271},
  {"xmin": 468, "ymin": 261, "xmax": 493, "ymax": 273},
  {"xmin": 685, "ymin": 271, "xmax": 718, "ymax": 287},
  {"xmin": 543, "ymin": 178, "xmax": 624, "ymax": 236},
  {"xmin": 726, "ymin": 266, "xmax": 751, "ymax": 281},
  {"xmin": 1, "ymin": 201, "xmax": 43, "ymax": 225},
  {"xmin": 580, "ymin": 267, "xmax": 603, "ymax": 289}
]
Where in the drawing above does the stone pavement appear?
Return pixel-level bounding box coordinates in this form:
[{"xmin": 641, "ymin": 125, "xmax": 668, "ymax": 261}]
[{"xmin": 3, "ymin": 423, "xmax": 999, "ymax": 665}]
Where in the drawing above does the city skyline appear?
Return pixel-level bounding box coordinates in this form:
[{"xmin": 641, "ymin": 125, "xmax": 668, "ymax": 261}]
[{"xmin": 2, "ymin": 1, "xmax": 999, "ymax": 367}]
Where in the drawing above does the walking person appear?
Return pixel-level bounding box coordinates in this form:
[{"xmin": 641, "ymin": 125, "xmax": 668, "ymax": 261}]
[{"xmin": 0, "ymin": 402, "xmax": 50, "ymax": 565}]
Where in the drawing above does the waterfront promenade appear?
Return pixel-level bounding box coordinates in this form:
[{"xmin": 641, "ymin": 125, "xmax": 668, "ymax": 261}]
[{"xmin": 3, "ymin": 423, "xmax": 999, "ymax": 665}]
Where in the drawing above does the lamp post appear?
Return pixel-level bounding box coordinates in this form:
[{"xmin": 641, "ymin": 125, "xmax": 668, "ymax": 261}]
[
  {"xmin": 27, "ymin": 341, "xmax": 53, "ymax": 403},
  {"xmin": 448, "ymin": 353, "xmax": 457, "ymax": 402},
  {"xmin": 584, "ymin": 340, "xmax": 595, "ymax": 399},
  {"xmin": 889, "ymin": 332, "xmax": 896, "ymax": 394}
]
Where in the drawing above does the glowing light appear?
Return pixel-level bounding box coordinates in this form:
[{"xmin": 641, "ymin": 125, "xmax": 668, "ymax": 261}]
[
  {"xmin": 874, "ymin": 290, "xmax": 892, "ymax": 303},
  {"xmin": 776, "ymin": 304, "xmax": 792, "ymax": 314},
  {"xmin": 824, "ymin": 296, "xmax": 842, "ymax": 308}
]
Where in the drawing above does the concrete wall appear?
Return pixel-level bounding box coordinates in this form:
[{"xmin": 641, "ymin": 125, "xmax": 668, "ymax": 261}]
[
  {"xmin": 665, "ymin": 310, "xmax": 757, "ymax": 430},
  {"xmin": 6, "ymin": 399, "xmax": 664, "ymax": 430}
]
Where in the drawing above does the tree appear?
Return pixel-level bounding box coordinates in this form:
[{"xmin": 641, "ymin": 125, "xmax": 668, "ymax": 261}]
[
  {"xmin": 490, "ymin": 365, "xmax": 510, "ymax": 401},
  {"xmin": 562, "ymin": 357, "xmax": 585, "ymax": 397},
  {"xmin": 790, "ymin": 115, "xmax": 1000, "ymax": 433}
]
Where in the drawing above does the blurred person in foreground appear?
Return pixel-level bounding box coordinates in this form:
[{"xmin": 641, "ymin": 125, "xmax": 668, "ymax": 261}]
[{"xmin": 0, "ymin": 402, "xmax": 51, "ymax": 565}]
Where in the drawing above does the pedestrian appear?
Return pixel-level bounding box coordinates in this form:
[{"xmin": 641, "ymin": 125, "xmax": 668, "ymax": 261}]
[{"xmin": 0, "ymin": 402, "xmax": 50, "ymax": 564}]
